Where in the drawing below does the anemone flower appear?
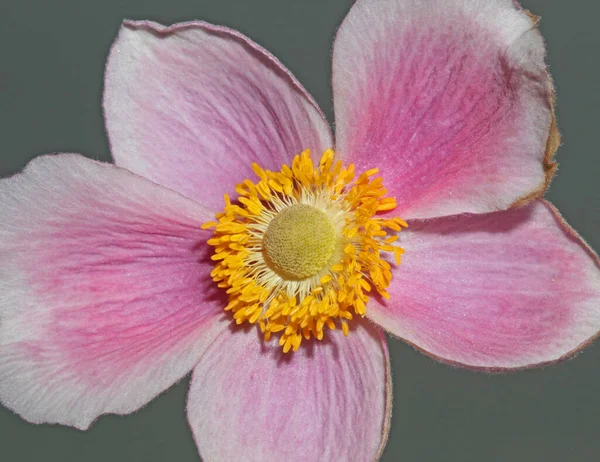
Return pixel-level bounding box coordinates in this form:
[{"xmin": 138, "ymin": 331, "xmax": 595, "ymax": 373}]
[{"xmin": 1, "ymin": 0, "xmax": 599, "ymax": 460}]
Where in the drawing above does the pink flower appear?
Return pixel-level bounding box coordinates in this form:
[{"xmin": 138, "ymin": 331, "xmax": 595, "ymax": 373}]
[{"xmin": 1, "ymin": 0, "xmax": 599, "ymax": 460}]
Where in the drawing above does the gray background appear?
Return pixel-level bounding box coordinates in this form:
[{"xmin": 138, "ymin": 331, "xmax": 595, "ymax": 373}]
[{"xmin": 1, "ymin": 0, "xmax": 599, "ymax": 460}]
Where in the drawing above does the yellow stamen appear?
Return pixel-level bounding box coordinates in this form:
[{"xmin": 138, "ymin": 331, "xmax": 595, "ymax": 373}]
[{"xmin": 203, "ymin": 149, "xmax": 407, "ymax": 352}]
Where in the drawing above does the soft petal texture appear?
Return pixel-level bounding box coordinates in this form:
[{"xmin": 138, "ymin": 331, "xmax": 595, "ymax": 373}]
[
  {"xmin": 0, "ymin": 154, "xmax": 227, "ymax": 429},
  {"xmin": 333, "ymin": 0, "xmax": 555, "ymax": 219},
  {"xmin": 368, "ymin": 200, "xmax": 600, "ymax": 370},
  {"xmin": 187, "ymin": 320, "xmax": 391, "ymax": 462},
  {"xmin": 104, "ymin": 20, "xmax": 333, "ymax": 211}
]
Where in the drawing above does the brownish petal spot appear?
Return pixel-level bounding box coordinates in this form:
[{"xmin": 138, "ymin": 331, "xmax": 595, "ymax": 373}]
[{"xmin": 510, "ymin": 11, "xmax": 560, "ymax": 209}]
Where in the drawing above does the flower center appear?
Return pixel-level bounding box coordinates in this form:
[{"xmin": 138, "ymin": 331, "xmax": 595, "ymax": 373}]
[
  {"xmin": 202, "ymin": 149, "xmax": 407, "ymax": 353},
  {"xmin": 263, "ymin": 204, "xmax": 336, "ymax": 280}
]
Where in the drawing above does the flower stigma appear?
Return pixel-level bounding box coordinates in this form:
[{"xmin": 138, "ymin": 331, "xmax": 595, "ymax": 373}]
[
  {"xmin": 263, "ymin": 204, "xmax": 336, "ymax": 280},
  {"xmin": 202, "ymin": 149, "xmax": 407, "ymax": 353}
]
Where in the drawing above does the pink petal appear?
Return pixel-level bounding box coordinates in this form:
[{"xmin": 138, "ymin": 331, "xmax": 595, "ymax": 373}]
[
  {"xmin": 186, "ymin": 320, "xmax": 391, "ymax": 461},
  {"xmin": 104, "ymin": 20, "xmax": 333, "ymax": 210},
  {"xmin": 0, "ymin": 154, "xmax": 227, "ymax": 429},
  {"xmin": 368, "ymin": 200, "xmax": 600, "ymax": 370},
  {"xmin": 333, "ymin": 0, "xmax": 556, "ymax": 219}
]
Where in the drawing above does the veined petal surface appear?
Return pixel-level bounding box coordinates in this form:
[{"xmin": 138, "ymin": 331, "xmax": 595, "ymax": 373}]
[
  {"xmin": 333, "ymin": 0, "xmax": 555, "ymax": 219},
  {"xmin": 104, "ymin": 20, "xmax": 333, "ymax": 211},
  {"xmin": 368, "ymin": 201, "xmax": 600, "ymax": 370},
  {"xmin": 0, "ymin": 155, "xmax": 225, "ymax": 429},
  {"xmin": 187, "ymin": 320, "xmax": 391, "ymax": 462}
]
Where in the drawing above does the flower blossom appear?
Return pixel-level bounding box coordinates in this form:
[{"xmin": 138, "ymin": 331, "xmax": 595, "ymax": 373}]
[{"xmin": 1, "ymin": 0, "xmax": 599, "ymax": 461}]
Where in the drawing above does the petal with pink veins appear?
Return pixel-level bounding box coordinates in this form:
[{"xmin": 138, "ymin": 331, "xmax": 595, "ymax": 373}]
[
  {"xmin": 333, "ymin": 0, "xmax": 556, "ymax": 219},
  {"xmin": 104, "ymin": 20, "xmax": 333, "ymax": 211},
  {"xmin": 368, "ymin": 200, "xmax": 600, "ymax": 370},
  {"xmin": 187, "ymin": 319, "xmax": 391, "ymax": 462},
  {"xmin": 0, "ymin": 154, "xmax": 227, "ymax": 429}
]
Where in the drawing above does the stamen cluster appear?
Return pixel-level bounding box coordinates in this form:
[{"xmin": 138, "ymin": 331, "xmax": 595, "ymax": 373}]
[{"xmin": 203, "ymin": 149, "xmax": 407, "ymax": 352}]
